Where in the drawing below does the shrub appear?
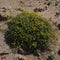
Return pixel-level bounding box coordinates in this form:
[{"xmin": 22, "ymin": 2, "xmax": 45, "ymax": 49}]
[{"xmin": 5, "ymin": 11, "xmax": 56, "ymax": 53}]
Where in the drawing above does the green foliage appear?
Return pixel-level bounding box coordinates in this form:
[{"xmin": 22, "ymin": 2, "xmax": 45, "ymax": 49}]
[{"xmin": 5, "ymin": 11, "xmax": 56, "ymax": 53}]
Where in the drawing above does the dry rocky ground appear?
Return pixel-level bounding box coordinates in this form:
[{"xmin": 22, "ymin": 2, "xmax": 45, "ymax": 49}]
[{"xmin": 0, "ymin": 0, "xmax": 60, "ymax": 60}]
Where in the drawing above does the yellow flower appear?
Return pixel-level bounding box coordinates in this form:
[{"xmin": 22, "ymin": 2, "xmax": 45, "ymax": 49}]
[
  {"xmin": 32, "ymin": 42, "xmax": 37, "ymax": 48},
  {"xmin": 32, "ymin": 26, "xmax": 36, "ymax": 30}
]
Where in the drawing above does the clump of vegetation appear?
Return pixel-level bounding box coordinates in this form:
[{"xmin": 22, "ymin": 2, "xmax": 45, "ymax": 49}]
[{"xmin": 5, "ymin": 11, "xmax": 56, "ymax": 54}]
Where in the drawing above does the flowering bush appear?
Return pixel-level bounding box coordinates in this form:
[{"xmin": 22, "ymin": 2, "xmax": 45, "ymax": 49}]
[{"xmin": 5, "ymin": 11, "xmax": 56, "ymax": 53}]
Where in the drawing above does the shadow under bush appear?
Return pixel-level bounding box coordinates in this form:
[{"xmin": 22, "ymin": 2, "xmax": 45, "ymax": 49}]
[{"xmin": 5, "ymin": 11, "xmax": 56, "ymax": 55}]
